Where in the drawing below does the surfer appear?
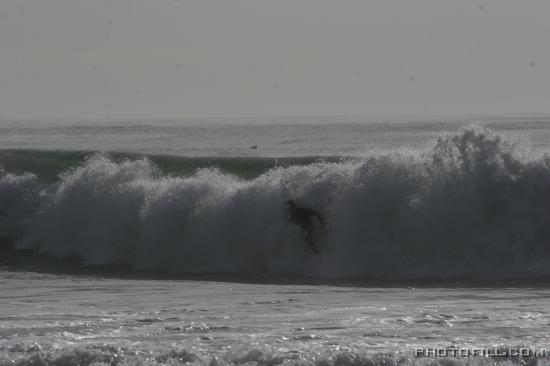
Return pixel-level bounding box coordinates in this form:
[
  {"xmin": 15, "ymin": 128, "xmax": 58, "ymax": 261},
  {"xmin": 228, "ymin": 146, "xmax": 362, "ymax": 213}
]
[{"xmin": 285, "ymin": 200, "xmax": 325, "ymax": 253}]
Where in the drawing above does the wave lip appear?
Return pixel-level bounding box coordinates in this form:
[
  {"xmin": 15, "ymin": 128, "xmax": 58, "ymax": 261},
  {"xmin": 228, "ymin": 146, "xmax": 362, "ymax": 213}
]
[{"xmin": 2, "ymin": 126, "xmax": 550, "ymax": 280}]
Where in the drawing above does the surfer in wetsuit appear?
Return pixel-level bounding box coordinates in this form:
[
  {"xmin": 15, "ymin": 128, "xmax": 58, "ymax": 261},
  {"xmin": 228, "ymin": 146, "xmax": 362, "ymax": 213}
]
[{"xmin": 285, "ymin": 200, "xmax": 325, "ymax": 253}]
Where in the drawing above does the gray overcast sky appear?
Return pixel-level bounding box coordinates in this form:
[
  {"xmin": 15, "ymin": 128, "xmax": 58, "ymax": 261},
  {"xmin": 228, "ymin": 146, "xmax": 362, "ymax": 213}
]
[{"xmin": 0, "ymin": 0, "xmax": 549, "ymax": 119}]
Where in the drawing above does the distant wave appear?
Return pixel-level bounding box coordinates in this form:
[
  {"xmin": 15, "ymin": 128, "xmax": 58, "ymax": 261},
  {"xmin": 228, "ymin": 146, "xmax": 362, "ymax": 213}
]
[{"xmin": 2, "ymin": 126, "xmax": 550, "ymax": 280}]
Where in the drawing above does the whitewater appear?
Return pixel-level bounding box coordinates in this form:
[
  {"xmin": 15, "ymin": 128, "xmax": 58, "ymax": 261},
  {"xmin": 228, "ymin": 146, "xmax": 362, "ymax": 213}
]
[{"xmin": 2, "ymin": 115, "xmax": 550, "ymax": 365}]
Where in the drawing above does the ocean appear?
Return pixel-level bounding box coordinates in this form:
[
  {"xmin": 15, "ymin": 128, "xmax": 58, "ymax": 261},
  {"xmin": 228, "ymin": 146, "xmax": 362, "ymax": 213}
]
[{"xmin": 2, "ymin": 115, "xmax": 550, "ymax": 365}]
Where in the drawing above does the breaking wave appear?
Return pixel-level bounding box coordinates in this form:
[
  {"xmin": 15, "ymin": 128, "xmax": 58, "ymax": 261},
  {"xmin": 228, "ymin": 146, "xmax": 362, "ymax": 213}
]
[{"xmin": 2, "ymin": 126, "xmax": 550, "ymax": 280}]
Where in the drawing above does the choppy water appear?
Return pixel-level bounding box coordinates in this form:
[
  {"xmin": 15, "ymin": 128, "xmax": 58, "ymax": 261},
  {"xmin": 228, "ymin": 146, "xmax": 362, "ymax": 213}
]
[
  {"xmin": 2, "ymin": 115, "xmax": 550, "ymax": 365},
  {"xmin": 3, "ymin": 270, "xmax": 550, "ymax": 365}
]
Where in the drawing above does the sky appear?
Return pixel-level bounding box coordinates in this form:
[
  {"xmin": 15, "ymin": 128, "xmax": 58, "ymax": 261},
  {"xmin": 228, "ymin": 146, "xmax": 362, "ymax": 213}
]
[{"xmin": 0, "ymin": 0, "xmax": 549, "ymax": 120}]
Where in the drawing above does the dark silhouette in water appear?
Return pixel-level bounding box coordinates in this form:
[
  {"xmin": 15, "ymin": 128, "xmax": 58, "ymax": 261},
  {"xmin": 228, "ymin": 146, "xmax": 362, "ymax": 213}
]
[{"xmin": 285, "ymin": 200, "xmax": 325, "ymax": 253}]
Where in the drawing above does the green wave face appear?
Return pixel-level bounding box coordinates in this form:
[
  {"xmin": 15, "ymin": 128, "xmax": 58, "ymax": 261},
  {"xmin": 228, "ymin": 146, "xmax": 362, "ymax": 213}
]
[{"xmin": 0, "ymin": 149, "xmax": 347, "ymax": 181}]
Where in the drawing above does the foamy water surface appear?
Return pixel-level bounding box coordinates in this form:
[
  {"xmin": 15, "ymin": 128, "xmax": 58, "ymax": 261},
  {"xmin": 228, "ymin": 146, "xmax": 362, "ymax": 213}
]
[{"xmin": 2, "ymin": 270, "xmax": 550, "ymax": 365}]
